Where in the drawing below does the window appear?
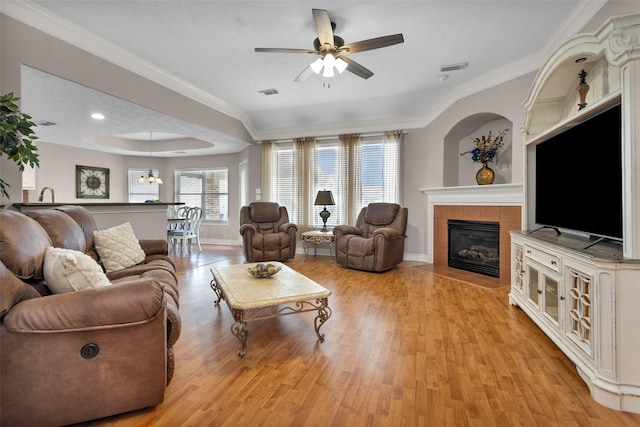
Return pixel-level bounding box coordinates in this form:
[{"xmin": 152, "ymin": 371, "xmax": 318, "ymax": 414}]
[
  {"xmin": 267, "ymin": 132, "xmax": 400, "ymax": 229},
  {"xmin": 175, "ymin": 168, "xmax": 228, "ymax": 222},
  {"xmin": 128, "ymin": 168, "xmax": 160, "ymax": 202},
  {"xmin": 273, "ymin": 143, "xmax": 296, "ymax": 220},
  {"xmin": 361, "ymin": 136, "xmax": 399, "ymax": 205},
  {"xmin": 315, "ymin": 143, "xmax": 339, "ymax": 229}
]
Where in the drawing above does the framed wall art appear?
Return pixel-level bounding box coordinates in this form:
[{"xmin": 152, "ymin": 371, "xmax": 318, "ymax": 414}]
[{"xmin": 76, "ymin": 165, "xmax": 110, "ymax": 199}]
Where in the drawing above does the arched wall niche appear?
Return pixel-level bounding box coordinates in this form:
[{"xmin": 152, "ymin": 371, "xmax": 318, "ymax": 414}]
[{"xmin": 443, "ymin": 113, "xmax": 513, "ymax": 187}]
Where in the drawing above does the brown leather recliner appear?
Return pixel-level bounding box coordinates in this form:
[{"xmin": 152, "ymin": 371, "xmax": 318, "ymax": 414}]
[
  {"xmin": 239, "ymin": 202, "xmax": 298, "ymax": 262},
  {"xmin": 333, "ymin": 203, "xmax": 408, "ymax": 272},
  {"xmin": 0, "ymin": 206, "xmax": 180, "ymax": 427}
]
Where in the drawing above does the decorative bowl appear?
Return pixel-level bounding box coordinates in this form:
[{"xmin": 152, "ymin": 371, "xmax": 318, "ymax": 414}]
[{"xmin": 247, "ymin": 263, "xmax": 281, "ymax": 278}]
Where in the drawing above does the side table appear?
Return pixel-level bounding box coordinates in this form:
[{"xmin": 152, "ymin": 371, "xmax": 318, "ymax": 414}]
[{"xmin": 302, "ymin": 230, "xmax": 335, "ymax": 262}]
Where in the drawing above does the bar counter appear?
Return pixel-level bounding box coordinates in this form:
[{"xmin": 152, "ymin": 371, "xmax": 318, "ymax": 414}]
[{"xmin": 12, "ymin": 202, "xmax": 184, "ymax": 240}]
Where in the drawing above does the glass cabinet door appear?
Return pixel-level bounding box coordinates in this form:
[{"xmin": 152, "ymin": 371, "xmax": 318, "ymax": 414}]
[
  {"xmin": 527, "ymin": 265, "xmax": 540, "ymax": 306},
  {"xmin": 543, "ymin": 275, "xmax": 560, "ymax": 323},
  {"xmin": 512, "ymin": 244, "xmax": 524, "ymax": 294}
]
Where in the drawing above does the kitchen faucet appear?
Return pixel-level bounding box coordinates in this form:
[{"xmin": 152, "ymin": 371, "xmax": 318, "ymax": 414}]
[{"xmin": 38, "ymin": 187, "xmax": 55, "ymax": 203}]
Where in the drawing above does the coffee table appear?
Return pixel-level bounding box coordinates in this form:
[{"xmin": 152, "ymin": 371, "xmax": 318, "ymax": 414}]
[{"xmin": 210, "ymin": 262, "xmax": 332, "ymax": 357}]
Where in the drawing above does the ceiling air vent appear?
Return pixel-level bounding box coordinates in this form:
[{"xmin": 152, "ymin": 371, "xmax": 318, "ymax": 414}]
[
  {"xmin": 257, "ymin": 88, "xmax": 279, "ymax": 96},
  {"xmin": 440, "ymin": 62, "xmax": 468, "ymax": 72},
  {"xmin": 37, "ymin": 121, "xmax": 57, "ymax": 126}
]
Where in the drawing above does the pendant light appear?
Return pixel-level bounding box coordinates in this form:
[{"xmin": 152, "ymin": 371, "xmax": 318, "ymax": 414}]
[{"xmin": 138, "ymin": 131, "xmax": 163, "ymax": 184}]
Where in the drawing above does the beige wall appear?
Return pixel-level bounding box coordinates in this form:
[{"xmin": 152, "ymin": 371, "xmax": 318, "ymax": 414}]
[
  {"xmin": 27, "ymin": 142, "xmax": 125, "ymax": 202},
  {"xmin": 401, "ymin": 73, "xmax": 534, "ymax": 259}
]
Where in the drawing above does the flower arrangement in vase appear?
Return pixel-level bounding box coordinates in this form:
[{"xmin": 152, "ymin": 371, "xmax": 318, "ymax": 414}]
[{"xmin": 460, "ymin": 129, "xmax": 509, "ymax": 185}]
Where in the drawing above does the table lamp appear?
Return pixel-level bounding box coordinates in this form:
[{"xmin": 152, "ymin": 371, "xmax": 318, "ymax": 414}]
[{"xmin": 314, "ymin": 190, "xmax": 335, "ymax": 232}]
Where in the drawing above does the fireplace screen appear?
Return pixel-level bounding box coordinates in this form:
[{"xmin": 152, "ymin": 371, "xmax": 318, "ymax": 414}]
[{"xmin": 448, "ymin": 219, "xmax": 500, "ymax": 278}]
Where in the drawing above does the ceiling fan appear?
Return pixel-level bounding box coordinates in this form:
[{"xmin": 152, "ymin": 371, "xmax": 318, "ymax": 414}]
[{"xmin": 255, "ymin": 9, "xmax": 404, "ymax": 81}]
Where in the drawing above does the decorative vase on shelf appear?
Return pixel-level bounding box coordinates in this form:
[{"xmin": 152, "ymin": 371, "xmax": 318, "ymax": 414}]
[{"xmin": 476, "ymin": 163, "xmax": 495, "ymax": 185}]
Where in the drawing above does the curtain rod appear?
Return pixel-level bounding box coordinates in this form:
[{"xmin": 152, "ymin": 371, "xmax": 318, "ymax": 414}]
[{"xmin": 261, "ymin": 130, "xmax": 408, "ymax": 144}]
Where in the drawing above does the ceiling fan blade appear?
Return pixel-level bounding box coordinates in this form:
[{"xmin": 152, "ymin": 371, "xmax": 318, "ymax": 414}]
[
  {"xmin": 294, "ymin": 65, "xmax": 315, "ymax": 82},
  {"xmin": 340, "ymin": 56, "xmax": 374, "ymax": 79},
  {"xmin": 312, "ymin": 9, "xmax": 334, "ymax": 49},
  {"xmin": 341, "ymin": 34, "xmax": 404, "ymax": 54},
  {"xmin": 255, "ymin": 48, "xmax": 318, "ymax": 54}
]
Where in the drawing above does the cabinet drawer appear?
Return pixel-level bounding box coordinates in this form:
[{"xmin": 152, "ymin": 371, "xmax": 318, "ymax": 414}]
[{"xmin": 524, "ymin": 245, "xmax": 560, "ymax": 272}]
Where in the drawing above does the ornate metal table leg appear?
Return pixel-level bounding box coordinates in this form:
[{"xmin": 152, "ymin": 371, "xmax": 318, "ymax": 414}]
[
  {"xmin": 209, "ymin": 272, "xmax": 222, "ymax": 305},
  {"xmin": 303, "ymin": 238, "xmax": 309, "ymax": 261},
  {"xmin": 329, "ymin": 240, "xmax": 335, "ymax": 262},
  {"xmin": 231, "ymin": 309, "xmax": 248, "ymax": 357},
  {"xmin": 314, "ymin": 298, "xmax": 332, "ymax": 342}
]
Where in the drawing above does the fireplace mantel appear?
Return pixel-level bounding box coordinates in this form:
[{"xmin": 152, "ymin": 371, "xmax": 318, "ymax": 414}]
[{"xmin": 420, "ymin": 184, "xmax": 523, "ymax": 263}]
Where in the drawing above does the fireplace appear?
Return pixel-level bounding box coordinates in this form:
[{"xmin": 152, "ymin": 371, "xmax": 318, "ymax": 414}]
[{"xmin": 448, "ymin": 219, "xmax": 500, "ymax": 278}]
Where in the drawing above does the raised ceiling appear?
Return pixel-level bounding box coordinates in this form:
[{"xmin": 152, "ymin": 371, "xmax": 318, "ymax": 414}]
[{"xmin": 2, "ymin": 1, "xmax": 608, "ymax": 157}]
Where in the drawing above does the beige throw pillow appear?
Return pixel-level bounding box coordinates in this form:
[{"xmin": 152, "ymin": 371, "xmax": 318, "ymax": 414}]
[
  {"xmin": 93, "ymin": 222, "xmax": 146, "ymax": 272},
  {"xmin": 44, "ymin": 247, "xmax": 111, "ymax": 294}
]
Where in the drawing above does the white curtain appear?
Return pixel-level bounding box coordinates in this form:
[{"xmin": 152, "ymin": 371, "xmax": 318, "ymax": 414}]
[
  {"xmin": 293, "ymin": 137, "xmax": 316, "ymax": 231},
  {"xmin": 383, "ymin": 130, "xmax": 402, "ymax": 204},
  {"xmin": 338, "ymin": 133, "xmax": 361, "ymax": 224},
  {"xmin": 261, "ymin": 140, "xmax": 275, "ymax": 201}
]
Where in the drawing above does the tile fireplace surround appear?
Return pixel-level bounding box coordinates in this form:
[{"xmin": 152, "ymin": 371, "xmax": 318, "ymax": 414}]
[{"xmin": 421, "ymin": 184, "xmax": 523, "ymax": 286}]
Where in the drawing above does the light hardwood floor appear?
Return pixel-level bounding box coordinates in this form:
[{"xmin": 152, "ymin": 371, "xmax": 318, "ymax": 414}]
[{"xmin": 78, "ymin": 245, "xmax": 640, "ymax": 427}]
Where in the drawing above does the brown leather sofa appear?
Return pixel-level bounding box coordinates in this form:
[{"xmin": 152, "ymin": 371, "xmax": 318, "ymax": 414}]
[
  {"xmin": 239, "ymin": 202, "xmax": 298, "ymax": 262},
  {"xmin": 0, "ymin": 206, "xmax": 181, "ymax": 427},
  {"xmin": 333, "ymin": 203, "xmax": 408, "ymax": 272}
]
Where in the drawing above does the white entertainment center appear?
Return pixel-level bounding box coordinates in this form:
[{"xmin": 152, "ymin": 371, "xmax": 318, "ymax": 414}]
[{"xmin": 509, "ymin": 13, "xmax": 640, "ymax": 412}]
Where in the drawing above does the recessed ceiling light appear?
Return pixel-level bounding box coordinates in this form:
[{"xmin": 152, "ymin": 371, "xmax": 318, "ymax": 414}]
[{"xmin": 91, "ymin": 113, "xmax": 105, "ymax": 120}]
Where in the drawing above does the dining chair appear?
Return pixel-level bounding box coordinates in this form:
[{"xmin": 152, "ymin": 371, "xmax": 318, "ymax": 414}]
[
  {"xmin": 167, "ymin": 206, "xmax": 202, "ymax": 252},
  {"xmin": 167, "ymin": 206, "xmax": 190, "ymax": 232}
]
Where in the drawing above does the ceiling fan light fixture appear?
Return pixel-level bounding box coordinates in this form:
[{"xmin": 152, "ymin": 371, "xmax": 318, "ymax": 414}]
[
  {"xmin": 335, "ymin": 57, "xmax": 348, "ymax": 73},
  {"xmin": 322, "ymin": 53, "xmax": 336, "ymax": 77},
  {"xmin": 323, "ymin": 53, "xmax": 336, "ymax": 68},
  {"xmin": 310, "ymin": 57, "xmax": 324, "ymax": 74}
]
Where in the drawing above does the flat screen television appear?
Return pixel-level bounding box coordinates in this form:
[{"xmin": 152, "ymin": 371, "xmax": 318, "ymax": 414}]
[{"xmin": 535, "ymin": 103, "xmax": 622, "ymax": 242}]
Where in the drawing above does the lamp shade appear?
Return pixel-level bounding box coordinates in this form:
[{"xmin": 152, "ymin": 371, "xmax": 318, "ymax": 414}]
[
  {"xmin": 335, "ymin": 57, "xmax": 348, "ymax": 73},
  {"xmin": 310, "ymin": 57, "xmax": 324, "ymax": 74},
  {"xmin": 314, "ymin": 190, "xmax": 335, "ymax": 206}
]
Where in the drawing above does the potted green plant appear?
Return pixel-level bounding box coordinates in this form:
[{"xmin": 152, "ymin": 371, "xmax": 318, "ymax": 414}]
[{"xmin": 0, "ymin": 92, "xmax": 39, "ymax": 206}]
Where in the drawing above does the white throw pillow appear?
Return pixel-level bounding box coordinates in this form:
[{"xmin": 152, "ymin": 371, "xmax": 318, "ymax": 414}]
[
  {"xmin": 93, "ymin": 222, "xmax": 146, "ymax": 273},
  {"xmin": 44, "ymin": 247, "xmax": 111, "ymax": 294}
]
